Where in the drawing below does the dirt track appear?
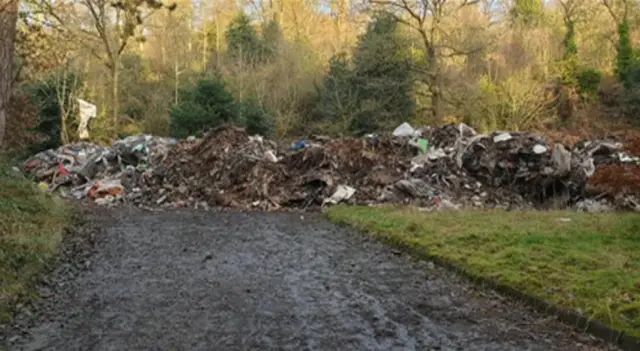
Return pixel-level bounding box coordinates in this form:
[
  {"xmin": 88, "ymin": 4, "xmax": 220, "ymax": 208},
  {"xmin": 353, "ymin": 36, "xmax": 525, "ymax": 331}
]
[{"xmin": 5, "ymin": 209, "xmax": 615, "ymax": 350}]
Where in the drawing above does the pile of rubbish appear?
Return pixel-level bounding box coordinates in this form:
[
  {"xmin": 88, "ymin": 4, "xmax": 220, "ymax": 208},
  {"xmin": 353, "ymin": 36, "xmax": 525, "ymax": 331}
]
[
  {"xmin": 20, "ymin": 122, "xmax": 640, "ymax": 212},
  {"xmin": 22, "ymin": 135, "xmax": 177, "ymax": 205}
]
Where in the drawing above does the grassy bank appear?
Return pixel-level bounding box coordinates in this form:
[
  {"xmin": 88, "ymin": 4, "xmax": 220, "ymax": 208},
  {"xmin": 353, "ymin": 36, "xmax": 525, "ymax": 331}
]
[
  {"xmin": 0, "ymin": 166, "xmax": 71, "ymax": 322},
  {"xmin": 328, "ymin": 205, "xmax": 640, "ymax": 336}
]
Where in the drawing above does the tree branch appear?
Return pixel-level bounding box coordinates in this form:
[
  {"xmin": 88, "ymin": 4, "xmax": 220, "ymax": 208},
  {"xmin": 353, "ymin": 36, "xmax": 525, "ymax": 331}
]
[
  {"xmin": 435, "ymin": 43, "xmax": 484, "ymax": 58},
  {"xmin": 602, "ymin": 0, "xmax": 619, "ymax": 22}
]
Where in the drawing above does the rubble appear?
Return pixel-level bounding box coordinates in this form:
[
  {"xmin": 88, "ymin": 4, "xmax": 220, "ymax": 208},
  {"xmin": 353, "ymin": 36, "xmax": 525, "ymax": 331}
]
[{"xmin": 19, "ymin": 122, "xmax": 640, "ymax": 213}]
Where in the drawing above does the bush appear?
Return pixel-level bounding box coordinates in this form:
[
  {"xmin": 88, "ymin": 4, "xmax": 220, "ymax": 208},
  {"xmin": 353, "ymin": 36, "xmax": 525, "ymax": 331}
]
[
  {"xmin": 170, "ymin": 79, "xmax": 237, "ymax": 138},
  {"xmin": 475, "ymin": 72, "xmax": 555, "ymax": 131},
  {"xmin": 4, "ymin": 92, "xmax": 48, "ymax": 159},
  {"xmin": 616, "ymin": 21, "xmax": 634, "ymax": 86},
  {"xmin": 238, "ymin": 99, "xmax": 273, "ymax": 136},
  {"xmin": 619, "ymin": 60, "xmax": 640, "ymax": 121},
  {"xmin": 576, "ymin": 68, "xmax": 603, "ymax": 99},
  {"xmin": 20, "ymin": 72, "xmax": 82, "ymax": 153},
  {"xmin": 621, "ymin": 85, "xmax": 640, "ymax": 121}
]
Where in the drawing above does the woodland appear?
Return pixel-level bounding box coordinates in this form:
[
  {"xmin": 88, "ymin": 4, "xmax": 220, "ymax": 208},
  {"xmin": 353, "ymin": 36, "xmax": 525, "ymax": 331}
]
[{"xmin": 1, "ymin": 0, "xmax": 639, "ymax": 154}]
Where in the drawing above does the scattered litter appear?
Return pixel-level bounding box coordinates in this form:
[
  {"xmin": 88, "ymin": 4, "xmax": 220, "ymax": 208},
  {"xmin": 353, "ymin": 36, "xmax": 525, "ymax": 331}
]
[
  {"xmin": 493, "ymin": 133, "xmax": 512, "ymax": 143},
  {"xmin": 291, "ymin": 140, "xmax": 308, "ymax": 151},
  {"xmin": 88, "ymin": 179, "xmax": 125, "ymax": 200},
  {"xmin": 533, "ymin": 144, "xmax": 548, "ymax": 154},
  {"xmin": 392, "ymin": 122, "xmax": 416, "ymax": 137},
  {"xmin": 37, "ymin": 182, "xmax": 48, "ymax": 192},
  {"xmin": 323, "ymin": 185, "xmax": 356, "ymax": 205}
]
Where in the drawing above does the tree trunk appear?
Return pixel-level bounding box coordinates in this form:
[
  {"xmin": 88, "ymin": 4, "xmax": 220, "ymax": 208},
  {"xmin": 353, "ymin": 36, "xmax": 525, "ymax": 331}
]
[
  {"xmin": 60, "ymin": 104, "xmax": 69, "ymax": 144},
  {"xmin": 215, "ymin": 7, "xmax": 220, "ymax": 69},
  {"xmin": 202, "ymin": 29, "xmax": 208, "ymax": 69},
  {"xmin": 174, "ymin": 61, "xmax": 179, "ymax": 105},
  {"xmin": 424, "ymin": 35, "xmax": 443, "ymax": 122},
  {"xmin": 112, "ymin": 61, "xmax": 119, "ymax": 136},
  {"xmin": 0, "ymin": 0, "xmax": 19, "ymax": 151},
  {"xmin": 59, "ymin": 70, "xmax": 69, "ymax": 144}
]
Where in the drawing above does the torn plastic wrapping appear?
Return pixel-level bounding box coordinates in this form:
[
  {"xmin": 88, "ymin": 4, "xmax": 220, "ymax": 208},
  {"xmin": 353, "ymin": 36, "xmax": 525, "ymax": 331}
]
[{"xmin": 77, "ymin": 99, "xmax": 97, "ymax": 140}]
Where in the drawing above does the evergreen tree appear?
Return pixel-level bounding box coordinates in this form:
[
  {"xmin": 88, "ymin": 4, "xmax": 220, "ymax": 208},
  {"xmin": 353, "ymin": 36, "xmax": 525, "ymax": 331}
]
[
  {"xmin": 349, "ymin": 12, "xmax": 415, "ymax": 134},
  {"xmin": 314, "ymin": 52, "xmax": 360, "ymax": 132},
  {"xmin": 225, "ymin": 12, "xmax": 263, "ymax": 63},
  {"xmin": 170, "ymin": 79, "xmax": 237, "ymax": 138},
  {"xmin": 262, "ymin": 20, "xmax": 283, "ymax": 60},
  {"xmin": 616, "ymin": 20, "xmax": 634, "ymax": 87}
]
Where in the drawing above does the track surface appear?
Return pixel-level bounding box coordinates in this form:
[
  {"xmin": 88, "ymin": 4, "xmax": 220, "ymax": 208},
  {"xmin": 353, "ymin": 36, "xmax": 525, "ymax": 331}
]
[{"xmin": 8, "ymin": 209, "xmax": 613, "ymax": 350}]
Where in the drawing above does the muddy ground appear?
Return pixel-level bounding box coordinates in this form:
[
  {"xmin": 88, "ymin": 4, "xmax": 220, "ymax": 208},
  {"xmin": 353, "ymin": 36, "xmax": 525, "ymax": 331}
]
[{"xmin": 2, "ymin": 209, "xmax": 618, "ymax": 350}]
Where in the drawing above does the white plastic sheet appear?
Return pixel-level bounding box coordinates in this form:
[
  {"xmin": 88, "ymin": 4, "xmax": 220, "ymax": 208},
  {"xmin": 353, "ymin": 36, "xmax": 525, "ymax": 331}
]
[
  {"xmin": 493, "ymin": 133, "xmax": 512, "ymax": 143},
  {"xmin": 533, "ymin": 144, "xmax": 548, "ymax": 154},
  {"xmin": 392, "ymin": 122, "xmax": 415, "ymax": 137},
  {"xmin": 77, "ymin": 99, "xmax": 97, "ymax": 140},
  {"xmin": 323, "ymin": 185, "xmax": 356, "ymax": 205}
]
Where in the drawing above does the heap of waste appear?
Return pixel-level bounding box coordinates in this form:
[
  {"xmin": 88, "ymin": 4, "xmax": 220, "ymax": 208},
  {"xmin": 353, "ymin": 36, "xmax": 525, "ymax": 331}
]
[
  {"xmin": 20, "ymin": 123, "xmax": 640, "ymax": 212},
  {"xmin": 22, "ymin": 135, "xmax": 177, "ymax": 205}
]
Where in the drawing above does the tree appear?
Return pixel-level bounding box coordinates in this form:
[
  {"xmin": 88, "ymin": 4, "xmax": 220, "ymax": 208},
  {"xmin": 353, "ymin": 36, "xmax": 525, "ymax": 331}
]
[
  {"xmin": 23, "ymin": 70, "xmax": 82, "ymax": 150},
  {"xmin": 350, "ymin": 11, "xmax": 414, "ymax": 133},
  {"xmin": 262, "ymin": 19, "xmax": 283, "ymax": 60},
  {"xmin": 557, "ymin": 0, "xmax": 582, "ymax": 58},
  {"xmin": 315, "ymin": 52, "xmax": 361, "ymax": 133},
  {"xmin": 555, "ymin": 0, "xmax": 586, "ymax": 86},
  {"xmin": 225, "ymin": 12, "xmax": 263, "ymax": 63},
  {"xmin": 509, "ymin": 0, "xmax": 544, "ymax": 27},
  {"xmin": 314, "ymin": 13, "xmax": 414, "ymax": 134},
  {"xmin": 0, "ymin": 0, "xmax": 19, "ymax": 151},
  {"xmin": 371, "ymin": 0, "xmax": 482, "ymax": 122},
  {"xmin": 53, "ymin": 65, "xmax": 81, "ymax": 144},
  {"xmin": 29, "ymin": 0, "xmax": 176, "ymax": 136},
  {"xmin": 170, "ymin": 78, "xmax": 237, "ymax": 138},
  {"xmin": 602, "ymin": 0, "xmax": 633, "ymax": 85}
]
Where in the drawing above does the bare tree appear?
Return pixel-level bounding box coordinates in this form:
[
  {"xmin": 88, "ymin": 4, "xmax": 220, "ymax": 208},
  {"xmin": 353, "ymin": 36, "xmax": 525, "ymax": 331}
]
[
  {"xmin": 602, "ymin": 0, "xmax": 632, "ymax": 78},
  {"xmin": 54, "ymin": 61, "xmax": 81, "ymax": 144},
  {"xmin": 602, "ymin": 0, "xmax": 628, "ymax": 23},
  {"xmin": 27, "ymin": 0, "xmax": 175, "ymax": 136},
  {"xmin": 558, "ymin": 0, "xmax": 588, "ymax": 24},
  {"xmin": 370, "ymin": 0, "xmax": 482, "ymax": 121},
  {"xmin": 0, "ymin": 0, "xmax": 19, "ymax": 151}
]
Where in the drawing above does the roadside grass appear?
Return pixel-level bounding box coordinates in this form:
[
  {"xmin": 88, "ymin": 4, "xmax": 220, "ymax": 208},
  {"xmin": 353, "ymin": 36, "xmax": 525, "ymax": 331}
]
[
  {"xmin": 0, "ymin": 165, "xmax": 71, "ymax": 322},
  {"xmin": 327, "ymin": 205, "xmax": 640, "ymax": 336}
]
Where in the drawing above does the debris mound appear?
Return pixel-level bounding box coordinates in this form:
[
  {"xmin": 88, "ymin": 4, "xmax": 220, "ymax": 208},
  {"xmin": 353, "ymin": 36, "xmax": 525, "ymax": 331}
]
[{"xmin": 20, "ymin": 123, "xmax": 640, "ymax": 212}]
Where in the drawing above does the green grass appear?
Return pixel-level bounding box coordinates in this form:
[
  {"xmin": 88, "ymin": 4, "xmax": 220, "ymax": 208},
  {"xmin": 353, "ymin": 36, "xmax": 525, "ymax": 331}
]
[
  {"xmin": 328, "ymin": 205, "xmax": 640, "ymax": 336},
  {"xmin": 0, "ymin": 165, "xmax": 71, "ymax": 322}
]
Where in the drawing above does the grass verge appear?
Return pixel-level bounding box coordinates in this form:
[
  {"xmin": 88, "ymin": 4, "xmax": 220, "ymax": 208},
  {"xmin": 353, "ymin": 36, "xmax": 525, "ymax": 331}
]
[
  {"xmin": 0, "ymin": 165, "xmax": 71, "ymax": 323},
  {"xmin": 327, "ymin": 205, "xmax": 640, "ymax": 337}
]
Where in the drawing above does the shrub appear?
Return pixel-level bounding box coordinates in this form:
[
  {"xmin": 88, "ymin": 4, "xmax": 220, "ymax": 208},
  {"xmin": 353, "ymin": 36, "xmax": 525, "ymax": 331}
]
[
  {"xmin": 238, "ymin": 99, "xmax": 273, "ymax": 136},
  {"xmin": 170, "ymin": 79, "xmax": 237, "ymax": 138},
  {"xmin": 576, "ymin": 68, "xmax": 603, "ymax": 99},
  {"xmin": 5, "ymin": 92, "xmax": 48, "ymax": 159}
]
